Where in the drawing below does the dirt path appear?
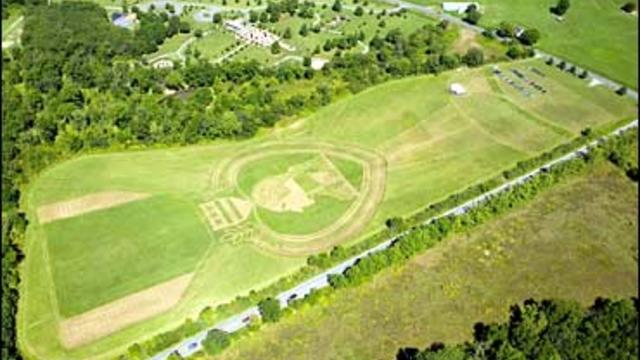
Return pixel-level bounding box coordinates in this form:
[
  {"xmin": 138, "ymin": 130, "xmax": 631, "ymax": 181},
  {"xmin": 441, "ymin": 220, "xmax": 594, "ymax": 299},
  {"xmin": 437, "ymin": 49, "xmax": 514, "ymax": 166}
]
[
  {"xmin": 37, "ymin": 191, "xmax": 150, "ymax": 224},
  {"xmin": 59, "ymin": 273, "xmax": 193, "ymax": 348}
]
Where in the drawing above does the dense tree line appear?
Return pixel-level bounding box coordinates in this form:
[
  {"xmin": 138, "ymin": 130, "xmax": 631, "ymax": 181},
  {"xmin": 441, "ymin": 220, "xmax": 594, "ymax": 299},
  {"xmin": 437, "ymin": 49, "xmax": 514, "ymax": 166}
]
[{"xmin": 399, "ymin": 297, "xmax": 638, "ymax": 360}]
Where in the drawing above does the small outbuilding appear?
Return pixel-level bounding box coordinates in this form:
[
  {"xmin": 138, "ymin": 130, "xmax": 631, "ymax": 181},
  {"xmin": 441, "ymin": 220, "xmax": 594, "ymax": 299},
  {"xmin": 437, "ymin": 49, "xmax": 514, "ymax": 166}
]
[
  {"xmin": 112, "ymin": 12, "xmax": 137, "ymax": 29},
  {"xmin": 513, "ymin": 25, "xmax": 526, "ymax": 38},
  {"xmin": 311, "ymin": 57, "xmax": 328, "ymax": 70},
  {"xmin": 449, "ymin": 83, "xmax": 467, "ymax": 95},
  {"xmin": 441, "ymin": 2, "xmax": 480, "ymax": 14},
  {"xmin": 152, "ymin": 59, "xmax": 174, "ymax": 69}
]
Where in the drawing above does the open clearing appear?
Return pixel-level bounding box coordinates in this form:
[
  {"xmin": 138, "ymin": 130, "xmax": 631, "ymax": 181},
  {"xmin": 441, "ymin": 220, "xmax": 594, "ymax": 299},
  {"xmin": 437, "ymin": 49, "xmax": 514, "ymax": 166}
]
[
  {"xmin": 19, "ymin": 58, "xmax": 637, "ymax": 360},
  {"xmin": 410, "ymin": 0, "xmax": 638, "ymax": 88},
  {"xmin": 217, "ymin": 161, "xmax": 639, "ymax": 360}
]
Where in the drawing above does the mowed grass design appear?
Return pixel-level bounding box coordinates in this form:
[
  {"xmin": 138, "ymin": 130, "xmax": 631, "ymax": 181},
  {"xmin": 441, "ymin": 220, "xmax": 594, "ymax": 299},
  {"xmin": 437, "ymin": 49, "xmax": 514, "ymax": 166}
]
[
  {"xmin": 18, "ymin": 60, "xmax": 637, "ymax": 360},
  {"xmin": 236, "ymin": 153, "xmax": 314, "ymax": 196},
  {"xmin": 257, "ymin": 195, "xmax": 353, "ymax": 235},
  {"xmin": 327, "ymin": 155, "xmax": 364, "ymax": 190},
  {"xmin": 45, "ymin": 194, "xmax": 214, "ymax": 317}
]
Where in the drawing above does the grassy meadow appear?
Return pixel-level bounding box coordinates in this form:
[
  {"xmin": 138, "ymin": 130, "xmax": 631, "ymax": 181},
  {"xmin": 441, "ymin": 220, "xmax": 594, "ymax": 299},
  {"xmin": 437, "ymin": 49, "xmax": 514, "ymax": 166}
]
[
  {"xmin": 216, "ymin": 161, "xmax": 639, "ymax": 360},
  {"xmin": 18, "ymin": 58, "xmax": 637, "ymax": 360},
  {"xmin": 45, "ymin": 194, "xmax": 213, "ymax": 317},
  {"xmin": 409, "ymin": 0, "xmax": 638, "ymax": 88}
]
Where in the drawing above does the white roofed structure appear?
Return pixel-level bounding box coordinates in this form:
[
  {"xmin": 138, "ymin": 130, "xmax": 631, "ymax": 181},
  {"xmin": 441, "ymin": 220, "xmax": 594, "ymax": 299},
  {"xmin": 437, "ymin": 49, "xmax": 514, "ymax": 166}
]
[
  {"xmin": 449, "ymin": 83, "xmax": 467, "ymax": 95},
  {"xmin": 441, "ymin": 2, "xmax": 480, "ymax": 14}
]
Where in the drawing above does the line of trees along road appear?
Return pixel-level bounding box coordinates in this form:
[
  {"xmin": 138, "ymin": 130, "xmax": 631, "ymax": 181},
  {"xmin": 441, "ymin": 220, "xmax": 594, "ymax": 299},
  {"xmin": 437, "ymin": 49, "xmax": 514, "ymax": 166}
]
[{"xmin": 0, "ymin": 1, "xmax": 519, "ymax": 359}]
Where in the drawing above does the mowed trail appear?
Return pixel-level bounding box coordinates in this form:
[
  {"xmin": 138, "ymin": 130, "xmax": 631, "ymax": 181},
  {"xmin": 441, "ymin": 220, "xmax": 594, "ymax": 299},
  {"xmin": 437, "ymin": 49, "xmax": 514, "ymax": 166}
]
[
  {"xmin": 59, "ymin": 273, "xmax": 194, "ymax": 348},
  {"xmin": 37, "ymin": 191, "xmax": 150, "ymax": 224},
  {"xmin": 209, "ymin": 141, "xmax": 387, "ymax": 256}
]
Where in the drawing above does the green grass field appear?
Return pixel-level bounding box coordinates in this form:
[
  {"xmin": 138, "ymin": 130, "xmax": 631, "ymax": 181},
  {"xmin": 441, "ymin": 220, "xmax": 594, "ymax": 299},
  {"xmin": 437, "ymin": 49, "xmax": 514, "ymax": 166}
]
[
  {"xmin": 192, "ymin": 29, "xmax": 239, "ymax": 59},
  {"xmin": 327, "ymin": 155, "xmax": 364, "ymax": 189},
  {"xmin": 146, "ymin": 33, "xmax": 192, "ymax": 61},
  {"xmin": 45, "ymin": 195, "xmax": 212, "ymax": 316},
  {"xmin": 409, "ymin": 0, "xmax": 638, "ymax": 88},
  {"xmin": 216, "ymin": 161, "xmax": 639, "ymax": 360},
  {"xmin": 18, "ymin": 58, "xmax": 637, "ymax": 360},
  {"xmin": 257, "ymin": 196, "xmax": 353, "ymax": 234}
]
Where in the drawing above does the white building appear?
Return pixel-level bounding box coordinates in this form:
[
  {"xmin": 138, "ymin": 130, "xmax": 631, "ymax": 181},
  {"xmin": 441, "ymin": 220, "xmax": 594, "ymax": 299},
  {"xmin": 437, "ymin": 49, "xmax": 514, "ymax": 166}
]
[
  {"xmin": 112, "ymin": 12, "xmax": 137, "ymax": 29},
  {"xmin": 311, "ymin": 57, "xmax": 328, "ymax": 70},
  {"xmin": 152, "ymin": 59, "xmax": 174, "ymax": 69},
  {"xmin": 223, "ymin": 20, "xmax": 295, "ymax": 51},
  {"xmin": 441, "ymin": 2, "xmax": 480, "ymax": 14},
  {"xmin": 224, "ymin": 19, "xmax": 278, "ymax": 47},
  {"xmin": 449, "ymin": 83, "xmax": 466, "ymax": 95},
  {"xmin": 514, "ymin": 25, "xmax": 525, "ymax": 38}
]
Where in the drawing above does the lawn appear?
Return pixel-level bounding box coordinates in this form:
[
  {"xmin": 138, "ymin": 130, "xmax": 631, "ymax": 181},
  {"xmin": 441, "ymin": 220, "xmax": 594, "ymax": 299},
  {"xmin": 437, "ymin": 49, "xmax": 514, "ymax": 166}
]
[
  {"xmin": 257, "ymin": 195, "xmax": 353, "ymax": 235},
  {"xmin": 18, "ymin": 59, "xmax": 637, "ymax": 360},
  {"xmin": 237, "ymin": 152, "xmax": 314, "ymax": 194},
  {"xmin": 45, "ymin": 194, "xmax": 213, "ymax": 317},
  {"xmin": 328, "ymin": 155, "xmax": 364, "ymax": 189},
  {"xmin": 408, "ymin": 0, "xmax": 638, "ymax": 89},
  {"xmin": 146, "ymin": 33, "xmax": 192, "ymax": 61},
  {"xmin": 192, "ymin": 29, "xmax": 239, "ymax": 59},
  {"xmin": 216, "ymin": 161, "xmax": 639, "ymax": 360}
]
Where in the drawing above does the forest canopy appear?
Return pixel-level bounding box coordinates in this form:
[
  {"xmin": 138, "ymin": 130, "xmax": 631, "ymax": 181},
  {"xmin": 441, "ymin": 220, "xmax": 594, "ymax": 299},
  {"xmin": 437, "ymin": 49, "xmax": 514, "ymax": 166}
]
[{"xmin": 400, "ymin": 298, "xmax": 639, "ymax": 360}]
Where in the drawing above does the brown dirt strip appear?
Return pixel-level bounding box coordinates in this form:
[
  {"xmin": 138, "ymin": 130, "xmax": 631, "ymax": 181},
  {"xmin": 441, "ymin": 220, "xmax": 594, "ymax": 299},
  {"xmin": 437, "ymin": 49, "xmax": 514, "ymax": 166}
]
[
  {"xmin": 452, "ymin": 28, "xmax": 480, "ymax": 53},
  {"xmin": 37, "ymin": 191, "xmax": 150, "ymax": 224},
  {"xmin": 59, "ymin": 273, "xmax": 193, "ymax": 349}
]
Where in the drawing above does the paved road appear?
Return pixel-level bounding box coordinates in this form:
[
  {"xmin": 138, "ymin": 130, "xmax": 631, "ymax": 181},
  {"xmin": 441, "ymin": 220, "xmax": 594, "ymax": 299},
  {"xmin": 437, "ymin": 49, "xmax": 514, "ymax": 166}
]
[{"xmin": 149, "ymin": 118, "xmax": 638, "ymax": 359}]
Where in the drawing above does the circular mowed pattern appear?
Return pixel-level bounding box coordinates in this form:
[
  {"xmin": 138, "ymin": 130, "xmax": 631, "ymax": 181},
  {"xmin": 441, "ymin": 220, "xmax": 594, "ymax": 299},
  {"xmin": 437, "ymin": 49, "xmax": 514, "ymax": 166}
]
[{"xmin": 209, "ymin": 141, "xmax": 387, "ymax": 256}]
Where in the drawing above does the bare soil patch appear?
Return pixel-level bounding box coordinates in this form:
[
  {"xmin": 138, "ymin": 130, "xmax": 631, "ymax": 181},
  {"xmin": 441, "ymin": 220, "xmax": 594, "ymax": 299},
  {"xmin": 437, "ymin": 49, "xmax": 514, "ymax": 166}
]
[
  {"xmin": 252, "ymin": 176, "xmax": 315, "ymax": 213},
  {"xmin": 59, "ymin": 273, "xmax": 193, "ymax": 348},
  {"xmin": 452, "ymin": 28, "xmax": 480, "ymax": 53},
  {"xmin": 37, "ymin": 191, "xmax": 150, "ymax": 224}
]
